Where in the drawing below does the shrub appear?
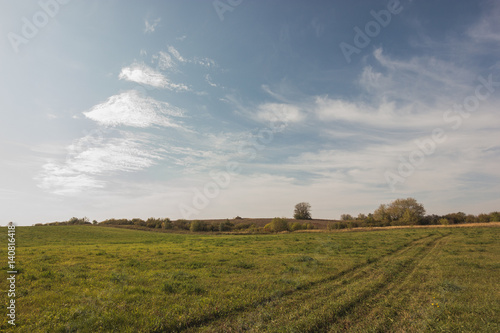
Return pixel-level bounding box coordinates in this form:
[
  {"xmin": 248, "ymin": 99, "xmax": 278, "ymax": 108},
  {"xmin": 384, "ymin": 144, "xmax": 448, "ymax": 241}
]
[
  {"xmin": 439, "ymin": 218, "xmax": 450, "ymax": 225},
  {"xmin": 234, "ymin": 223, "xmax": 252, "ymax": 230},
  {"xmin": 218, "ymin": 220, "xmax": 234, "ymax": 231},
  {"xmin": 172, "ymin": 219, "xmax": 190, "ymax": 230},
  {"xmin": 269, "ymin": 217, "xmax": 289, "ymax": 232},
  {"xmin": 289, "ymin": 222, "xmax": 304, "ymax": 231},
  {"xmin": 190, "ymin": 220, "xmax": 206, "ymax": 232}
]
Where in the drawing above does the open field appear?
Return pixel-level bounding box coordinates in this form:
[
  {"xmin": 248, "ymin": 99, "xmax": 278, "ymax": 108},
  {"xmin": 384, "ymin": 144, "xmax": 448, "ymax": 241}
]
[{"xmin": 1, "ymin": 225, "xmax": 499, "ymax": 332}]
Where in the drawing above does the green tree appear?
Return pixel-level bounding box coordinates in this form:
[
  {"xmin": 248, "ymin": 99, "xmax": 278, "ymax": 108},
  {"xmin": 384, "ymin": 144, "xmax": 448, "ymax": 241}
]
[
  {"xmin": 373, "ymin": 204, "xmax": 391, "ymax": 225},
  {"xmin": 387, "ymin": 198, "xmax": 425, "ymax": 222},
  {"xmin": 294, "ymin": 202, "xmax": 312, "ymax": 220},
  {"xmin": 374, "ymin": 198, "xmax": 425, "ymax": 225},
  {"xmin": 357, "ymin": 213, "xmax": 367, "ymax": 220},
  {"xmin": 489, "ymin": 211, "xmax": 500, "ymax": 222},
  {"xmin": 477, "ymin": 213, "xmax": 490, "ymax": 222},
  {"xmin": 399, "ymin": 208, "xmax": 419, "ymax": 225}
]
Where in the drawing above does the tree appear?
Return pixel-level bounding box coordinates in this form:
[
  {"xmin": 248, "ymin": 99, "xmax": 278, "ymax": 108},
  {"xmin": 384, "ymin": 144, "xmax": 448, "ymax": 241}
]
[
  {"xmin": 373, "ymin": 204, "xmax": 391, "ymax": 225},
  {"xmin": 294, "ymin": 202, "xmax": 312, "ymax": 220},
  {"xmin": 357, "ymin": 213, "xmax": 367, "ymax": 220},
  {"xmin": 340, "ymin": 214, "xmax": 353, "ymax": 221},
  {"xmin": 374, "ymin": 198, "xmax": 425, "ymax": 225},
  {"xmin": 489, "ymin": 211, "xmax": 500, "ymax": 222}
]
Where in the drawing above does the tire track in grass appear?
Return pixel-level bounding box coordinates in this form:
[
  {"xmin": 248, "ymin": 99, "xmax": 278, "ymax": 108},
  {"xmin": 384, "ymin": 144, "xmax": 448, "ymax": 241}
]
[
  {"xmin": 311, "ymin": 233, "xmax": 451, "ymax": 333},
  {"xmin": 259, "ymin": 234, "xmax": 448, "ymax": 333},
  {"xmin": 166, "ymin": 234, "xmax": 440, "ymax": 332},
  {"xmin": 369, "ymin": 235, "xmax": 450, "ymax": 333},
  {"xmin": 186, "ymin": 233, "xmax": 447, "ymax": 333},
  {"xmin": 324, "ymin": 233, "xmax": 450, "ymax": 332}
]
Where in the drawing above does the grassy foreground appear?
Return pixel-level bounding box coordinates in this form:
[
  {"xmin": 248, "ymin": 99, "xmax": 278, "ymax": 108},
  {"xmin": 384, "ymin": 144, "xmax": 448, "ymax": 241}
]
[{"xmin": 1, "ymin": 226, "xmax": 499, "ymax": 332}]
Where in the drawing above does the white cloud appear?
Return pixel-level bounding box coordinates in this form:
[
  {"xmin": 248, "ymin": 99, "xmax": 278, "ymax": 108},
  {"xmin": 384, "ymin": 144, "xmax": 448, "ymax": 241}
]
[
  {"xmin": 205, "ymin": 74, "xmax": 217, "ymax": 87},
  {"xmin": 154, "ymin": 51, "xmax": 177, "ymax": 71},
  {"xmin": 37, "ymin": 133, "xmax": 164, "ymax": 195},
  {"xmin": 144, "ymin": 18, "xmax": 161, "ymax": 34},
  {"xmin": 194, "ymin": 57, "xmax": 216, "ymax": 68},
  {"xmin": 162, "ymin": 46, "xmax": 216, "ymax": 68},
  {"xmin": 255, "ymin": 103, "xmax": 305, "ymax": 125},
  {"xmin": 168, "ymin": 46, "xmax": 187, "ymax": 63},
  {"xmin": 467, "ymin": 2, "xmax": 500, "ymax": 43},
  {"xmin": 362, "ymin": 48, "xmax": 476, "ymax": 104},
  {"xmin": 38, "ymin": 163, "xmax": 106, "ymax": 195},
  {"xmin": 83, "ymin": 90, "xmax": 185, "ymax": 128},
  {"xmin": 313, "ymin": 96, "xmax": 442, "ymax": 129},
  {"xmin": 119, "ymin": 62, "xmax": 189, "ymax": 91}
]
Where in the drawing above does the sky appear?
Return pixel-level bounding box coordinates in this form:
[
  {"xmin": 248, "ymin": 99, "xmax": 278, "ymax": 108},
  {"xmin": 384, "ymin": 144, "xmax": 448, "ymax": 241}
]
[{"xmin": 1, "ymin": 0, "xmax": 499, "ymax": 225}]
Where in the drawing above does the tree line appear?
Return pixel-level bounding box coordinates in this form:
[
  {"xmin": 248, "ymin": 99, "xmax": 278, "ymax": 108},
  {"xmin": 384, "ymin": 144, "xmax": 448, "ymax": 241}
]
[
  {"xmin": 34, "ymin": 198, "xmax": 498, "ymax": 232},
  {"xmin": 335, "ymin": 197, "xmax": 499, "ymax": 229}
]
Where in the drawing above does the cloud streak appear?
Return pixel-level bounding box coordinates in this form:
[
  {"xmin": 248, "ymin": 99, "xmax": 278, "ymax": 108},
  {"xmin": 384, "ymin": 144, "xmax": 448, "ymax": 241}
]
[
  {"xmin": 83, "ymin": 90, "xmax": 186, "ymax": 128},
  {"xmin": 37, "ymin": 132, "xmax": 164, "ymax": 195},
  {"xmin": 144, "ymin": 18, "xmax": 161, "ymax": 34},
  {"xmin": 119, "ymin": 62, "xmax": 189, "ymax": 91}
]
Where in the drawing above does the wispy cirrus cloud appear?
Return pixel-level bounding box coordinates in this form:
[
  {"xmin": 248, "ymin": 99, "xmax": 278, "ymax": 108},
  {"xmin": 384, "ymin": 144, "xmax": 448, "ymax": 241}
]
[
  {"xmin": 255, "ymin": 102, "xmax": 305, "ymax": 126},
  {"xmin": 467, "ymin": 1, "xmax": 500, "ymax": 43},
  {"xmin": 119, "ymin": 62, "xmax": 189, "ymax": 91},
  {"xmin": 154, "ymin": 51, "xmax": 177, "ymax": 71},
  {"xmin": 37, "ymin": 133, "xmax": 164, "ymax": 195},
  {"xmin": 83, "ymin": 90, "xmax": 186, "ymax": 128},
  {"xmin": 167, "ymin": 46, "xmax": 187, "ymax": 63},
  {"xmin": 144, "ymin": 18, "xmax": 161, "ymax": 34},
  {"xmin": 155, "ymin": 46, "xmax": 216, "ymax": 69}
]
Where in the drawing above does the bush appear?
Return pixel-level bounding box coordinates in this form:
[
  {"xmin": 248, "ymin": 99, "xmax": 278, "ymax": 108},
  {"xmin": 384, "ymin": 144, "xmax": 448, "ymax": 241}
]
[
  {"xmin": 233, "ymin": 223, "xmax": 252, "ymax": 230},
  {"xmin": 266, "ymin": 217, "xmax": 289, "ymax": 232},
  {"xmin": 439, "ymin": 218, "xmax": 450, "ymax": 225},
  {"xmin": 218, "ymin": 220, "xmax": 234, "ymax": 232},
  {"xmin": 190, "ymin": 220, "xmax": 206, "ymax": 232},
  {"xmin": 173, "ymin": 219, "xmax": 190, "ymax": 230},
  {"xmin": 489, "ymin": 212, "xmax": 500, "ymax": 222},
  {"xmin": 289, "ymin": 222, "xmax": 304, "ymax": 231}
]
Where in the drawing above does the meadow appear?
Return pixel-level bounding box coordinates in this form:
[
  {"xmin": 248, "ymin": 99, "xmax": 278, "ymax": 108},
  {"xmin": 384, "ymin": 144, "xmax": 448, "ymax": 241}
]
[{"xmin": 1, "ymin": 225, "xmax": 499, "ymax": 332}]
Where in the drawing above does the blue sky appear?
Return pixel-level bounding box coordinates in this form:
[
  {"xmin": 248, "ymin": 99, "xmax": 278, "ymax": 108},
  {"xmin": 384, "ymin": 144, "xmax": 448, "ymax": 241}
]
[{"xmin": 1, "ymin": 0, "xmax": 499, "ymax": 225}]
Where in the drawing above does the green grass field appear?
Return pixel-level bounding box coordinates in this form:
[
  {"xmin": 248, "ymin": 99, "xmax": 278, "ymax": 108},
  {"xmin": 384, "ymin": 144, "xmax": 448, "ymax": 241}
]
[{"xmin": 1, "ymin": 225, "xmax": 499, "ymax": 332}]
